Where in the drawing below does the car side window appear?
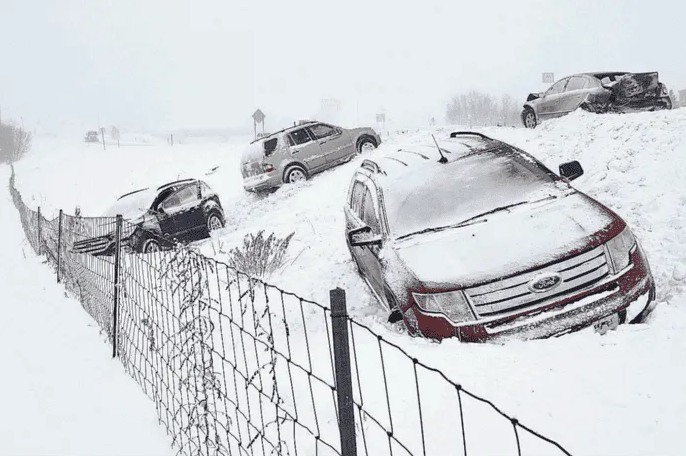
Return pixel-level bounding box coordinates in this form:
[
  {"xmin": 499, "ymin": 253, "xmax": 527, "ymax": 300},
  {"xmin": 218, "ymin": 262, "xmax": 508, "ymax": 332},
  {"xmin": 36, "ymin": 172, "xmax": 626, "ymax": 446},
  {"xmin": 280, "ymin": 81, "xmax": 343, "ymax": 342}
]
[
  {"xmin": 288, "ymin": 128, "xmax": 312, "ymax": 146},
  {"xmin": 160, "ymin": 186, "xmax": 198, "ymax": 211},
  {"xmin": 310, "ymin": 124, "xmax": 337, "ymax": 140},
  {"xmin": 361, "ymin": 188, "xmax": 381, "ymax": 233},
  {"xmin": 547, "ymin": 79, "xmax": 568, "ymax": 95},
  {"xmin": 350, "ymin": 181, "xmax": 366, "ymax": 215},
  {"xmin": 565, "ymin": 76, "xmax": 588, "ymax": 91}
]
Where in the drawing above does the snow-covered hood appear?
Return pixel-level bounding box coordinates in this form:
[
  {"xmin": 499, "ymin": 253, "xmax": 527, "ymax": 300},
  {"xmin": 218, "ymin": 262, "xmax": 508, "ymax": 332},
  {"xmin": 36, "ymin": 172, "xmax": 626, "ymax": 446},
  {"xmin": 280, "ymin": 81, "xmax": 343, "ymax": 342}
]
[
  {"xmin": 102, "ymin": 188, "xmax": 157, "ymax": 221},
  {"xmin": 392, "ymin": 192, "xmax": 619, "ymax": 288},
  {"xmin": 346, "ymin": 126, "xmax": 379, "ymax": 138}
]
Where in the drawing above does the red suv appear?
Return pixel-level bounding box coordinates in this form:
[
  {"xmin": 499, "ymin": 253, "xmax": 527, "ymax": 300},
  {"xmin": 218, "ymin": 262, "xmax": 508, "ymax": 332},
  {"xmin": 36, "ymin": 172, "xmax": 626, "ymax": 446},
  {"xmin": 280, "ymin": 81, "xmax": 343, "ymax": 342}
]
[{"xmin": 344, "ymin": 132, "xmax": 656, "ymax": 341}]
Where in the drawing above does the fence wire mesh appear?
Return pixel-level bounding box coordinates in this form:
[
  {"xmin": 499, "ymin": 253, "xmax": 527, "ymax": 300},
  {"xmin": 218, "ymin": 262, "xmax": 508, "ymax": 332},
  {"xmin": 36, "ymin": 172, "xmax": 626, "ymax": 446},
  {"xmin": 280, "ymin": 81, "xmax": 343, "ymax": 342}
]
[{"xmin": 8, "ymin": 167, "xmax": 573, "ymax": 456}]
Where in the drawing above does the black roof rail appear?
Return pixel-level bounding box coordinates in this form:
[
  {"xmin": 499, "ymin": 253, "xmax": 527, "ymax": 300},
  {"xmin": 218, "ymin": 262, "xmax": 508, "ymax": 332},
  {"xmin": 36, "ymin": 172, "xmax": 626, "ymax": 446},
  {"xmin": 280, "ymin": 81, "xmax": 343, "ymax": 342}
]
[
  {"xmin": 157, "ymin": 178, "xmax": 196, "ymax": 191},
  {"xmin": 449, "ymin": 131, "xmax": 493, "ymax": 140},
  {"xmin": 249, "ymin": 121, "xmax": 318, "ymax": 144},
  {"xmin": 361, "ymin": 159, "xmax": 382, "ymax": 174}
]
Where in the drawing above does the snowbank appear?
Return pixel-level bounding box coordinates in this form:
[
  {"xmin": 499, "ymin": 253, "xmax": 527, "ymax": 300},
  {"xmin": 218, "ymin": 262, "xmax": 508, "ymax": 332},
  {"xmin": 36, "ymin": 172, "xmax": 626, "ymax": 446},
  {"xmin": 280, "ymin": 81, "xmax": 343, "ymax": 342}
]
[{"xmin": 11, "ymin": 108, "xmax": 686, "ymax": 454}]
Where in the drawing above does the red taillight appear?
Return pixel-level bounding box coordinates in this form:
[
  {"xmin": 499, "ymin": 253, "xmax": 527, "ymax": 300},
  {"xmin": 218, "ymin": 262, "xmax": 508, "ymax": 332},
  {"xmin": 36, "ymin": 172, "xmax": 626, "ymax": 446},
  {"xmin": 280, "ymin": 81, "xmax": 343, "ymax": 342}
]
[{"xmin": 262, "ymin": 163, "xmax": 274, "ymax": 173}]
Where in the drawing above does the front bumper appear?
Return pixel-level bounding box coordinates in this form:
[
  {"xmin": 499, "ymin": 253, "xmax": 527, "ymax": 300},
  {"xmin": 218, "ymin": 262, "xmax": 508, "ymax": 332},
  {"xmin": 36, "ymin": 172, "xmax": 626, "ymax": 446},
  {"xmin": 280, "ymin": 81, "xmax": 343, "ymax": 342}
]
[{"xmin": 407, "ymin": 245, "xmax": 656, "ymax": 342}]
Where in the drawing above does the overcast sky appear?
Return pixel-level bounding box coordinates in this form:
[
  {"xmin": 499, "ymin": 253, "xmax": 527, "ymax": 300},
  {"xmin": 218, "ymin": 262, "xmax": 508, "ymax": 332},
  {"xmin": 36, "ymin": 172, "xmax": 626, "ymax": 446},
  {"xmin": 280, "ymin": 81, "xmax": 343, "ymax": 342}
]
[{"xmin": 1, "ymin": 0, "xmax": 684, "ymax": 132}]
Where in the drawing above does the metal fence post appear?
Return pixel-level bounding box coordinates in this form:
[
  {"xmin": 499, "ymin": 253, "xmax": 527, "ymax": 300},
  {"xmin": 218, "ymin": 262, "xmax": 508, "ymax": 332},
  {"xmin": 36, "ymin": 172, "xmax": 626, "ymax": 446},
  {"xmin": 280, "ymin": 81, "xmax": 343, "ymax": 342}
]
[
  {"xmin": 112, "ymin": 214, "xmax": 123, "ymax": 358},
  {"xmin": 37, "ymin": 206, "xmax": 42, "ymax": 255},
  {"xmin": 56, "ymin": 209, "xmax": 63, "ymax": 283},
  {"xmin": 330, "ymin": 288, "xmax": 357, "ymax": 456}
]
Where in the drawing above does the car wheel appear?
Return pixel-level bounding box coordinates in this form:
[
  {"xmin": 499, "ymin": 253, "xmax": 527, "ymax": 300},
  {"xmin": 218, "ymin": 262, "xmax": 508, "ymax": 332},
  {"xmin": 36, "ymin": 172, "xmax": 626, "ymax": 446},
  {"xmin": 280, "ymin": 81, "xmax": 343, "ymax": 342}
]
[
  {"xmin": 141, "ymin": 237, "xmax": 161, "ymax": 254},
  {"xmin": 665, "ymin": 98, "xmax": 673, "ymax": 110},
  {"xmin": 522, "ymin": 108, "xmax": 537, "ymax": 129},
  {"xmin": 207, "ymin": 211, "xmax": 225, "ymax": 233},
  {"xmin": 285, "ymin": 166, "xmax": 307, "ymax": 184},
  {"xmin": 385, "ymin": 289, "xmax": 404, "ymax": 324},
  {"xmin": 357, "ymin": 137, "xmax": 377, "ymax": 153}
]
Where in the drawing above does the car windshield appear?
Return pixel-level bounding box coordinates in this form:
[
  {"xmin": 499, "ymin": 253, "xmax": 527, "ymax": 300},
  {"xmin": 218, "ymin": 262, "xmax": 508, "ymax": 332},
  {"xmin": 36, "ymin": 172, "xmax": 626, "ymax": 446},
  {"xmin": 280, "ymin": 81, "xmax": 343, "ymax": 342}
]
[
  {"xmin": 102, "ymin": 188, "xmax": 157, "ymax": 219},
  {"xmin": 385, "ymin": 150, "xmax": 567, "ymax": 239}
]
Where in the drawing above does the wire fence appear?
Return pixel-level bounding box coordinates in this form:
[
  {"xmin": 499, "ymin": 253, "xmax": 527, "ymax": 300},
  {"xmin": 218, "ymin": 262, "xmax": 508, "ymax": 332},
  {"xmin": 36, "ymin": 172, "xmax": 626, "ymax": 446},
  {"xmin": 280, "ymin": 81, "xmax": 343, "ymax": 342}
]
[{"xmin": 8, "ymin": 167, "xmax": 573, "ymax": 456}]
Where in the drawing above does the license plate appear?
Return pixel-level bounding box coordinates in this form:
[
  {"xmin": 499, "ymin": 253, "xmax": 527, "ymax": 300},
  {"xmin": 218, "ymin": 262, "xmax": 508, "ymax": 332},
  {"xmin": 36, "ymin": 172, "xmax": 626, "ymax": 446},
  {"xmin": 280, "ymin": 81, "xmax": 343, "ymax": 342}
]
[{"xmin": 593, "ymin": 313, "xmax": 620, "ymax": 335}]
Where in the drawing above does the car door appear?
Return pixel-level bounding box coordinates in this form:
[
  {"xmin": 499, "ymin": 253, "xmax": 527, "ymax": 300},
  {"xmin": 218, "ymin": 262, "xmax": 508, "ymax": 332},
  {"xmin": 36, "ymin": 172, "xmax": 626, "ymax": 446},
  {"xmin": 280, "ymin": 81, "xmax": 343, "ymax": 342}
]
[
  {"xmin": 309, "ymin": 123, "xmax": 355, "ymax": 165},
  {"xmin": 538, "ymin": 78, "xmax": 569, "ymax": 118},
  {"xmin": 357, "ymin": 184, "xmax": 385, "ymax": 300},
  {"xmin": 287, "ymin": 127, "xmax": 326, "ymax": 172},
  {"xmin": 559, "ymin": 76, "xmax": 590, "ymax": 113},
  {"xmin": 158, "ymin": 184, "xmax": 203, "ymax": 240}
]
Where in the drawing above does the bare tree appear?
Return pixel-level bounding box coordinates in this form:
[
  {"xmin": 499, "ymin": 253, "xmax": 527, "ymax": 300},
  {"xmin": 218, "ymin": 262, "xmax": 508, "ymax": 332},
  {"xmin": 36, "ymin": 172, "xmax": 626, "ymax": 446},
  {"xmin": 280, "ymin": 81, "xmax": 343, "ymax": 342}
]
[
  {"xmin": 0, "ymin": 121, "xmax": 32, "ymax": 164},
  {"xmin": 447, "ymin": 91, "xmax": 522, "ymax": 127}
]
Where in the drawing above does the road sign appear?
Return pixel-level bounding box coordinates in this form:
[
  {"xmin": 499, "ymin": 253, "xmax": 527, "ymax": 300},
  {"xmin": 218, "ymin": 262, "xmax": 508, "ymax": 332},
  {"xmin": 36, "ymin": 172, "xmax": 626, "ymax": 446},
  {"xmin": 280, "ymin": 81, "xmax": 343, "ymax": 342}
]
[
  {"xmin": 542, "ymin": 72, "xmax": 555, "ymax": 84},
  {"xmin": 252, "ymin": 109, "xmax": 266, "ymax": 123}
]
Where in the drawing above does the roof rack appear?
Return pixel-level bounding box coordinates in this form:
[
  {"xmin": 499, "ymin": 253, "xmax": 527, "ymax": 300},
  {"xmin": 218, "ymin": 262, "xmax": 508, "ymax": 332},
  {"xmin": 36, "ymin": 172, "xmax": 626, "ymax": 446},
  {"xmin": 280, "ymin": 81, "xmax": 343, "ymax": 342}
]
[
  {"xmin": 157, "ymin": 178, "xmax": 195, "ymax": 191},
  {"xmin": 361, "ymin": 159, "xmax": 382, "ymax": 174},
  {"xmin": 249, "ymin": 121, "xmax": 318, "ymax": 144},
  {"xmin": 449, "ymin": 131, "xmax": 493, "ymax": 140}
]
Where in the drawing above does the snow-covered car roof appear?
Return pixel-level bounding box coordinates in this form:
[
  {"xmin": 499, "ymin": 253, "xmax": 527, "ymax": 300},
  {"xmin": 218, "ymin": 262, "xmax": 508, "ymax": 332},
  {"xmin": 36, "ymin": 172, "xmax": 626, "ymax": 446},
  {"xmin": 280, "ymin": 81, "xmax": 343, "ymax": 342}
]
[{"xmin": 368, "ymin": 139, "xmax": 571, "ymax": 238}]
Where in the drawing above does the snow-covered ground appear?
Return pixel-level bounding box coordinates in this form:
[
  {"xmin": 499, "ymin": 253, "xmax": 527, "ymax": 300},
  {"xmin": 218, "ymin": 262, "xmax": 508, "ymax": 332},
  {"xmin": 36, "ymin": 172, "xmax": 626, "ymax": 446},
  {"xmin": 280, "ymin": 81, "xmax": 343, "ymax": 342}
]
[
  {"xmin": 9, "ymin": 109, "xmax": 686, "ymax": 455},
  {"xmin": 0, "ymin": 165, "xmax": 172, "ymax": 456}
]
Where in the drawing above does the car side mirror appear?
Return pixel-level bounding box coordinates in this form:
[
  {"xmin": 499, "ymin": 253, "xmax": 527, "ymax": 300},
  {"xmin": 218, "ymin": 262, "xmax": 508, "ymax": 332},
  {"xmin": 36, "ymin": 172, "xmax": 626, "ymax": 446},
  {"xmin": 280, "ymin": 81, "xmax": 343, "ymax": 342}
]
[
  {"xmin": 336, "ymin": 127, "xmax": 343, "ymax": 135},
  {"xmin": 559, "ymin": 160, "xmax": 584, "ymax": 181},
  {"xmin": 157, "ymin": 206, "xmax": 166, "ymax": 215},
  {"xmin": 348, "ymin": 225, "xmax": 382, "ymax": 247}
]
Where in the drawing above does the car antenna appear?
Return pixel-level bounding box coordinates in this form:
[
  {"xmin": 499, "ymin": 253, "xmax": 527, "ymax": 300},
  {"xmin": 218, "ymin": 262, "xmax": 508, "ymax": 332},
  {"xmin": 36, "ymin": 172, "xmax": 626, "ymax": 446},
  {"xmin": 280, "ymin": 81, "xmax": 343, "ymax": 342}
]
[{"xmin": 432, "ymin": 134, "xmax": 448, "ymax": 163}]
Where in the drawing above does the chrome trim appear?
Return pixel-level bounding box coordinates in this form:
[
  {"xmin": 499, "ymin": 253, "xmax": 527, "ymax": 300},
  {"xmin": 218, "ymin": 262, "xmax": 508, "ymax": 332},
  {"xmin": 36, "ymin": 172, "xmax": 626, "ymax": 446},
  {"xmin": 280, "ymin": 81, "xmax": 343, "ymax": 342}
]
[{"xmin": 465, "ymin": 245, "xmax": 613, "ymax": 318}]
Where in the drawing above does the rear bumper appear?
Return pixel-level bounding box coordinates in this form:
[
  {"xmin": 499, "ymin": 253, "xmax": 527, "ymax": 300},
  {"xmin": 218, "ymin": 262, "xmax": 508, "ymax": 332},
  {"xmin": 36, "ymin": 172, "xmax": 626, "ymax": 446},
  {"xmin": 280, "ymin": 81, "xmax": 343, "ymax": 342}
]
[
  {"xmin": 242, "ymin": 172, "xmax": 281, "ymax": 192},
  {"xmin": 407, "ymin": 245, "xmax": 656, "ymax": 342}
]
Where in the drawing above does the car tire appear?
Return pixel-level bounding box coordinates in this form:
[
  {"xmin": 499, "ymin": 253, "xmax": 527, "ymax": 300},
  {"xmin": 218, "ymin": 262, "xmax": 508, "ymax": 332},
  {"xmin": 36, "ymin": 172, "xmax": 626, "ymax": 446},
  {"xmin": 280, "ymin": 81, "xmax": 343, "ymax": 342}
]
[
  {"xmin": 664, "ymin": 98, "xmax": 673, "ymax": 110},
  {"xmin": 284, "ymin": 165, "xmax": 308, "ymax": 184},
  {"xmin": 140, "ymin": 236, "xmax": 161, "ymax": 254},
  {"xmin": 385, "ymin": 288, "xmax": 404, "ymax": 324},
  {"xmin": 206, "ymin": 210, "xmax": 225, "ymax": 234},
  {"xmin": 522, "ymin": 108, "xmax": 537, "ymax": 129},
  {"xmin": 357, "ymin": 137, "xmax": 377, "ymax": 154}
]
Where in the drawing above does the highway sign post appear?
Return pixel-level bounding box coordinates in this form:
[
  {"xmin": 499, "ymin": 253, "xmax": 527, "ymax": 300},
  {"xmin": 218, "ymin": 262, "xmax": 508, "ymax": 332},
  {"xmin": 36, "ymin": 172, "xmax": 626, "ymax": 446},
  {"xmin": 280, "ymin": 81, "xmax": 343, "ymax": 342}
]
[{"xmin": 252, "ymin": 109, "xmax": 266, "ymax": 139}]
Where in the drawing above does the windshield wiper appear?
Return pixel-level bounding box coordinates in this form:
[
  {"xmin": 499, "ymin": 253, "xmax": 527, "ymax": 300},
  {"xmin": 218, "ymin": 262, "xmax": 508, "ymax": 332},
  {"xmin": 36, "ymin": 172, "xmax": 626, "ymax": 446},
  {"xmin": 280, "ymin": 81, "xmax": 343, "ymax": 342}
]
[{"xmin": 396, "ymin": 196, "xmax": 557, "ymax": 242}]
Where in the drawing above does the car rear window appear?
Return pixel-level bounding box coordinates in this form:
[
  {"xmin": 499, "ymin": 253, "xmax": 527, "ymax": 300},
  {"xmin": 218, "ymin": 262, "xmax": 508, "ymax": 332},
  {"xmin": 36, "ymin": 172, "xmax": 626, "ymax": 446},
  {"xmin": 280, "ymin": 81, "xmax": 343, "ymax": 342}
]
[{"xmin": 263, "ymin": 138, "xmax": 278, "ymax": 156}]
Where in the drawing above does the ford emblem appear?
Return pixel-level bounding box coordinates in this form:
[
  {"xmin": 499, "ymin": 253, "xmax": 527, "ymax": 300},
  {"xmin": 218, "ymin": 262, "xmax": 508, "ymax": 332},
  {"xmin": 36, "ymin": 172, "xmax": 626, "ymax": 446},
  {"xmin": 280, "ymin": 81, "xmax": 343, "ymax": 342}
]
[{"xmin": 528, "ymin": 273, "xmax": 562, "ymax": 293}]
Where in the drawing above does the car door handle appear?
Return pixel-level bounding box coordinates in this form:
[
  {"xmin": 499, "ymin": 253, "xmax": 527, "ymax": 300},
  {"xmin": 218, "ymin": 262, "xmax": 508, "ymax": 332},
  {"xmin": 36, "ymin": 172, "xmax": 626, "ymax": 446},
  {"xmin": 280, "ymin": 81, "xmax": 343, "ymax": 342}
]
[{"xmin": 292, "ymin": 149, "xmax": 300, "ymax": 154}]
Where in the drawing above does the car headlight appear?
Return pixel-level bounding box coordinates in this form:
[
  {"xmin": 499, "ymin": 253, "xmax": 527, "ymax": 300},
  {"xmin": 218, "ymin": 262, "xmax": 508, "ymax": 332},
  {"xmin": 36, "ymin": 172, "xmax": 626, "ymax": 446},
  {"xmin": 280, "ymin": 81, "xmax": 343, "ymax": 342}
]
[
  {"xmin": 412, "ymin": 290, "xmax": 475, "ymax": 324},
  {"xmin": 606, "ymin": 227, "xmax": 636, "ymax": 274}
]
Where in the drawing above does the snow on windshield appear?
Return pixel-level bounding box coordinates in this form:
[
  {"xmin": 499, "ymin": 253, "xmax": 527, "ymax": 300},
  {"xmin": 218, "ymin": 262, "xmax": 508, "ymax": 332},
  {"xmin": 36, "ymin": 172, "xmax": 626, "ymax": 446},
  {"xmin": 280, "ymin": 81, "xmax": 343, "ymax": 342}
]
[
  {"xmin": 102, "ymin": 188, "xmax": 156, "ymax": 219},
  {"xmin": 384, "ymin": 151, "xmax": 568, "ymax": 238}
]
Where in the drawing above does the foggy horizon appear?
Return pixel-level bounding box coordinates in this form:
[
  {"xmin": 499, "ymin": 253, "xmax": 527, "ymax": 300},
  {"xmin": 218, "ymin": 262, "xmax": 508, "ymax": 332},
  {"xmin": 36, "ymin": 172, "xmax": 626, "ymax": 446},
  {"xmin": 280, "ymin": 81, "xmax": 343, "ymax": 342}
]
[{"xmin": 2, "ymin": 0, "xmax": 685, "ymax": 133}]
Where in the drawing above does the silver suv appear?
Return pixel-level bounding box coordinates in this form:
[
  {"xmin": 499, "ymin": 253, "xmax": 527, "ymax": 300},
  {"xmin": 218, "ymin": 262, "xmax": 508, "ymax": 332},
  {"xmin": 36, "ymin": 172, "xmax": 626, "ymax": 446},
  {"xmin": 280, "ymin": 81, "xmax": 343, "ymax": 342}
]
[{"xmin": 241, "ymin": 121, "xmax": 381, "ymax": 192}]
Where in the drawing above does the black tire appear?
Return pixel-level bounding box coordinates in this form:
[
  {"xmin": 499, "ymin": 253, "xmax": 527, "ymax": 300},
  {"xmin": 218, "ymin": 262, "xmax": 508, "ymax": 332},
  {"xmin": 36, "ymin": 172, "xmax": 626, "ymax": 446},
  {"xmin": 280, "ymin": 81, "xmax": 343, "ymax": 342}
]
[
  {"xmin": 284, "ymin": 165, "xmax": 308, "ymax": 184},
  {"xmin": 522, "ymin": 108, "xmax": 537, "ymax": 129},
  {"xmin": 140, "ymin": 236, "xmax": 161, "ymax": 254},
  {"xmin": 664, "ymin": 98, "xmax": 673, "ymax": 110},
  {"xmin": 206, "ymin": 210, "xmax": 225, "ymax": 234},
  {"xmin": 384, "ymin": 288, "xmax": 403, "ymax": 324},
  {"xmin": 357, "ymin": 137, "xmax": 377, "ymax": 154}
]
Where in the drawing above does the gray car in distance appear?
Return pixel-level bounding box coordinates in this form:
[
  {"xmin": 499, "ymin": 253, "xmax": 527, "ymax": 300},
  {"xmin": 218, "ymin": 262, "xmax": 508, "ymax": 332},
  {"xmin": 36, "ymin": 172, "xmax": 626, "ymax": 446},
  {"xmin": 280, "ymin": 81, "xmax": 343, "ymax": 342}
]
[
  {"xmin": 241, "ymin": 121, "xmax": 382, "ymax": 192},
  {"xmin": 522, "ymin": 72, "xmax": 672, "ymax": 128}
]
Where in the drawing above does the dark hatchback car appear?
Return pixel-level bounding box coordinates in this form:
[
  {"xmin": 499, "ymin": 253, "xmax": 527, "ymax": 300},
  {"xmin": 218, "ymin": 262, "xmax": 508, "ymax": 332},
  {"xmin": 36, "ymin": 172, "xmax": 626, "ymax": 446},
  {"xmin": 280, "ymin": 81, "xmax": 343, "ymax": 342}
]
[
  {"xmin": 345, "ymin": 132, "xmax": 656, "ymax": 342},
  {"xmin": 522, "ymin": 72, "xmax": 672, "ymax": 128},
  {"xmin": 72, "ymin": 179, "xmax": 225, "ymax": 255}
]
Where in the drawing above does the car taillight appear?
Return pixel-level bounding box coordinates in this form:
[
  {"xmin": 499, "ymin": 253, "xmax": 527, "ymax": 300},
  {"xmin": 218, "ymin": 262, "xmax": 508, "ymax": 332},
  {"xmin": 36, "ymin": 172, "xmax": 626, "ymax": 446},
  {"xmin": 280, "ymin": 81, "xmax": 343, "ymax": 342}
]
[{"xmin": 262, "ymin": 163, "xmax": 274, "ymax": 173}]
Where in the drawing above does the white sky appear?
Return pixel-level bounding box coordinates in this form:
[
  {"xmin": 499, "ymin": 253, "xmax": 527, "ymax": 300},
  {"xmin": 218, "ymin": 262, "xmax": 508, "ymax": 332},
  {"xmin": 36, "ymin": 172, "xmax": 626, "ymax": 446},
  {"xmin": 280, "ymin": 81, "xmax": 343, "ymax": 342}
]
[{"xmin": 1, "ymin": 0, "xmax": 684, "ymax": 132}]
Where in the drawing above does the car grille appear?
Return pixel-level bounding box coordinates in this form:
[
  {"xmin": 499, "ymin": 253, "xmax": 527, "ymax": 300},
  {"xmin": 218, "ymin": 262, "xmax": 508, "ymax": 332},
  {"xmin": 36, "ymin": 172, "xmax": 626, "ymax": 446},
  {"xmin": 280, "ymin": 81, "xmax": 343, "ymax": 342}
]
[
  {"xmin": 465, "ymin": 245, "xmax": 610, "ymax": 319},
  {"xmin": 72, "ymin": 236, "xmax": 112, "ymax": 255}
]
